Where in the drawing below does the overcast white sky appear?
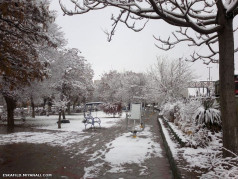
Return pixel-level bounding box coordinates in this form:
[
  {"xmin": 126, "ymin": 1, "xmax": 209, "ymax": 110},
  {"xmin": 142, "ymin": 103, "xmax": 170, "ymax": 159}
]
[{"xmin": 49, "ymin": 0, "xmax": 237, "ymax": 81}]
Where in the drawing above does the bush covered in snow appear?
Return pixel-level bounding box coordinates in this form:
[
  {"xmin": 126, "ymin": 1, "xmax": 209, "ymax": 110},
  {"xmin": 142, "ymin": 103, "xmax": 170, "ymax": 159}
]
[
  {"xmin": 161, "ymin": 98, "xmax": 221, "ymax": 148},
  {"xmin": 161, "ymin": 98, "xmax": 221, "ymax": 130},
  {"xmin": 186, "ymin": 126, "xmax": 213, "ymax": 148},
  {"xmin": 100, "ymin": 102, "xmax": 122, "ymax": 117},
  {"xmin": 193, "ymin": 99, "xmax": 221, "ymax": 131},
  {"xmin": 161, "ymin": 99, "xmax": 200, "ymax": 123},
  {"xmin": 161, "ymin": 102, "xmax": 178, "ymax": 122},
  {"xmin": 201, "ymin": 152, "xmax": 238, "ymax": 179},
  {"xmin": 15, "ymin": 108, "xmax": 28, "ymax": 119}
]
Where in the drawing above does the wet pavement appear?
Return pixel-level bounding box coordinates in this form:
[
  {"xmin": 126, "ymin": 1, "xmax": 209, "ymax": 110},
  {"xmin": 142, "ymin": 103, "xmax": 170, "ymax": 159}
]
[{"xmin": 0, "ymin": 111, "xmax": 173, "ymax": 179}]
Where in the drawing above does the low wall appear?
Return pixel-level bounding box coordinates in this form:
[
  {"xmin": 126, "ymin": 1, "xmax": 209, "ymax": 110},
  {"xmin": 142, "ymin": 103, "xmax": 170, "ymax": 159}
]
[{"xmin": 157, "ymin": 115, "xmax": 182, "ymax": 179}]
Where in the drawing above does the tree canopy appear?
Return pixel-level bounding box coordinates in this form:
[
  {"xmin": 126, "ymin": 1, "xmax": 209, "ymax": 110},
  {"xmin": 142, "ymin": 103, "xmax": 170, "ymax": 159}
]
[
  {"xmin": 0, "ymin": 0, "xmax": 56, "ymax": 92},
  {"xmin": 146, "ymin": 56, "xmax": 194, "ymax": 103}
]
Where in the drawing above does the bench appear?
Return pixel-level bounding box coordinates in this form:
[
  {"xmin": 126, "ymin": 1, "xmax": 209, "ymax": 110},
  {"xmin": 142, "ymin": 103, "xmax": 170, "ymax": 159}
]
[{"xmin": 83, "ymin": 114, "xmax": 101, "ymax": 129}]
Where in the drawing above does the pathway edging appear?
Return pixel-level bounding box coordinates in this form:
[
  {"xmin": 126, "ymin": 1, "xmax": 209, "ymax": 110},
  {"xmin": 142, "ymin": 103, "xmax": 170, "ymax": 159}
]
[{"xmin": 157, "ymin": 115, "xmax": 182, "ymax": 179}]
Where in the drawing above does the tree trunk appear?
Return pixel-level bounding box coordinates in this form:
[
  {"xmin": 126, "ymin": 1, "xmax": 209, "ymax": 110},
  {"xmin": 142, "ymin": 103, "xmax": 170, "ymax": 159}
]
[
  {"xmin": 73, "ymin": 97, "xmax": 79, "ymax": 111},
  {"xmin": 43, "ymin": 98, "xmax": 47, "ymax": 110},
  {"xmin": 62, "ymin": 109, "xmax": 66, "ymax": 119},
  {"xmin": 58, "ymin": 110, "xmax": 62, "ymax": 129},
  {"xmin": 4, "ymin": 95, "xmax": 16, "ymax": 128},
  {"xmin": 218, "ymin": 15, "xmax": 238, "ymax": 156},
  {"xmin": 73, "ymin": 103, "xmax": 76, "ymax": 111},
  {"xmin": 67, "ymin": 102, "xmax": 70, "ymax": 115},
  {"xmin": 46, "ymin": 98, "xmax": 51, "ymax": 116},
  {"xmin": 31, "ymin": 96, "xmax": 35, "ymax": 118}
]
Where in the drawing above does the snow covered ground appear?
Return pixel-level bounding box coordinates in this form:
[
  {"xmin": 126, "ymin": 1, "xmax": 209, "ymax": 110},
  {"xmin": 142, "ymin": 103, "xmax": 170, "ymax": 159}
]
[
  {"xmin": 0, "ymin": 112, "xmax": 125, "ymax": 152},
  {"xmin": 0, "ymin": 111, "xmax": 169, "ymax": 178},
  {"xmin": 23, "ymin": 111, "xmax": 126, "ymax": 132},
  {"xmin": 2, "ymin": 111, "xmax": 236, "ymax": 178},
  {"xmin": 83, "ymin": 126, "xmax": 163, "ymax": 178}
]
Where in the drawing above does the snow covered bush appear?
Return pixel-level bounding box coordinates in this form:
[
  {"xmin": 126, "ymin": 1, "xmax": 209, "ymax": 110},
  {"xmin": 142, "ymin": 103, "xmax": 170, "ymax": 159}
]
[
  {"xmin": 53, "ymin": 95, "xmax": 69, "ymax": 112},
  {"xmin": 100, "ymin": 102, "xmax": 122, "ymax": 117},
  {"xmin": 174, "ymin": 102, "xmax": 212, "ymax": 148},
  {"xmin": 161, "ymin": 99, "xmax": 200, "ymax": 124},
  {"xmin": 162, "ymin": 98, "xmax": 221, "ymax": 131},
  {"xmin": 15, "ymin": 108, "xmax": 28, "ymax": 120},
  {"xmin": 35, "ymin": 108, "xmax": 47, "ymax": 116},
  {"xmin": 162, "ymin": 99, "xmax": 221, "ymax": 148},
  {"xmin": 0, "ymin": 109, "xmax": 7, "ymax": 122},
  {"xmin": 186, "ymin": 126, "xmax": 212, "ymax": 148},
  {"xmin": 161, "ymin": 102, "xmax": 178, "ymax": 122},
  {"xmin": 178, "ymin": 100, "xmax": 201, "ymax": 122},
  {"xmin": 193, "ymin": 98, "xmax": 221, "ymax": 131},
  {"xmin": 201, "ymin": 153, "xmax": 238, "ymax": 179},
  {"xmin": 73, "ymin": 105, "xmax": 84, "ymax": 113}
]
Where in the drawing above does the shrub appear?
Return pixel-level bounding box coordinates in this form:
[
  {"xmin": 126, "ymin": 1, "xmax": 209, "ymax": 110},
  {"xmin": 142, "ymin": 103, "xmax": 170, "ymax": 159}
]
[
  {"xmin": 193, "ymin": 98, "xmax": 221, "ymax": 131},
  {"xmin": 100, "ymin": 102, "xmax": 122, "ymax": 117},
  {"xmin": 186, "ymin": 126, "xmax": 212, "ymax": 148},
  {"xmin": 161, "ymin": 101, "xmax": 183, "ymax": 122},
  {"xmin": 201, "ymin": 153, "xmax": 238, "ymax": 179},
  {"xmin": 162, "ymin": 99, "xmax": 221, "ymax": 148}
]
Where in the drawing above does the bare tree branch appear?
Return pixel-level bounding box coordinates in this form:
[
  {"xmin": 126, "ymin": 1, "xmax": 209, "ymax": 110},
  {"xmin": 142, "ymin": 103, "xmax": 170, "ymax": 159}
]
[{"xmin": 60, "ymin": 0, "xmax": 236, "ymax": 64}]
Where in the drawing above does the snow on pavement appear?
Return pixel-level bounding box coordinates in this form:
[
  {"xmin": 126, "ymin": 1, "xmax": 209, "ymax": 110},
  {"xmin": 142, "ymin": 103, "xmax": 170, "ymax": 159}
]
[
  {"xmin": 104, "ymin": 126, "xmax": 162, "ymax": 165},
  {"xmin": 83, "ymin": 126, "xmax": 163, "ymax": 178},
  {"xmin": 0, "ymin": 112, "xmax": 166, "ymax": 178}
]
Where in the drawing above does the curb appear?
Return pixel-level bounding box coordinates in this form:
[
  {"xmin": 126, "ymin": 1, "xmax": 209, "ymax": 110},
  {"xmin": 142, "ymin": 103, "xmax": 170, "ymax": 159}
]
[
  {"xmin": 162, "ymin": 119, "xmax": 186, "ymax": 147},
  {"xmin": 157, "ymin": 115, "xmax": 182, "ymax": 179}
]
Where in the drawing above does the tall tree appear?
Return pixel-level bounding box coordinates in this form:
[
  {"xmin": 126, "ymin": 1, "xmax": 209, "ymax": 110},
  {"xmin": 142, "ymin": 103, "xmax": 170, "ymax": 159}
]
[
  {"xmin": 22, "ymin": 23, "xmax": 67, "ymax": 117},
  {"xmin": 146, "ymin": 56, "xmax": 194, "ymax": 103},
  {"xmin": 0, "ymin": 0, "xmax": 56, "ymax": 127},
  {"xmin": 60, "ymin": 0, "xmax": 238, "ymax": 156},
  {"xmin": 50, "ymin": 48, "xmax": 94, "ymax": 114},
  {"xmin": 95, "ymin": 70, "xmax": 122, "ymax": 102},
  {"xmin": 94, "ymin": 70, "xmax": 146, "ymax": 103},
  {"xmin": 120, "ymin": 71, "xmax": 146, "ymax": 103}
]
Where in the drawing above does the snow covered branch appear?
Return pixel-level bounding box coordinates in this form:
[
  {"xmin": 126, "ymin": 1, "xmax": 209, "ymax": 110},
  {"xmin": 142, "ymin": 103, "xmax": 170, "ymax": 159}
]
[
  {"xmin": 60, "ymin": 0, "xmax": 237, "ymax": 65},
  {"xmin": 153, "ymin": 27, "xmax": 219, "ymax": 64},
  {"xmin": 60, "ymin": 0, "xmax": 223, "ymax": 35}
]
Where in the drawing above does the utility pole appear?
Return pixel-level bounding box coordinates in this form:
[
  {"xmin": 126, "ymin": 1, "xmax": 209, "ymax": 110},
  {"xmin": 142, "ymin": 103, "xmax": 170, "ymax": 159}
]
[
  {"xmin": 207, "ymin": 67, "xmax": 212, "ymax": 97},
  {"xmin": 207, "ymin": 67, "xmax": 212, "ymax": 81}
]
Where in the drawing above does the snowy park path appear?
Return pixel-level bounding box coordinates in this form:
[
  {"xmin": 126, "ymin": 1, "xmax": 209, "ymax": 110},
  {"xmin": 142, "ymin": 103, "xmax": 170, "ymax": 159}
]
[{"xmin": 0, "ymin": 111, "xmax": 173, "ymax": 179}]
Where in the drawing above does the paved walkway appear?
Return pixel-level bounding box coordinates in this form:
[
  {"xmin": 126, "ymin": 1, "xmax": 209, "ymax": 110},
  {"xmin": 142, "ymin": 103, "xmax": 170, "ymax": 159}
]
[{"xmin": 0, "ymin": 111, "xmax": 173, "ymax": 179}]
